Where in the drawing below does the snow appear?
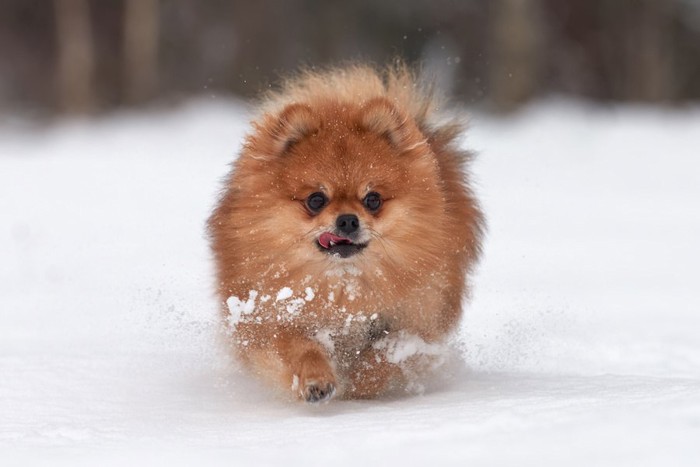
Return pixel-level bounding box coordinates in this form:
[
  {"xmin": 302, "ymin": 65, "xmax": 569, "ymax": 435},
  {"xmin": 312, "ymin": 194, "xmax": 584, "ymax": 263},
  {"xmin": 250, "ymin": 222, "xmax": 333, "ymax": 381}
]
[
  {"xmin": 373, "ymin": 331, "xmax": 445, "ymax": 366},
  {"xmin": 314, "ymin": 328, "xmax": 336, "ymax": 353},
  {"xmin": 275, "ymin": 287, "xmax": 294, "ymax": 302},
  {"xmin": 1, "ymin": 99, "xmax": 700, "ymax": 466},
  {"xmin": 226, "ymin": 290, "xmax": 258, "ymax": 328}
]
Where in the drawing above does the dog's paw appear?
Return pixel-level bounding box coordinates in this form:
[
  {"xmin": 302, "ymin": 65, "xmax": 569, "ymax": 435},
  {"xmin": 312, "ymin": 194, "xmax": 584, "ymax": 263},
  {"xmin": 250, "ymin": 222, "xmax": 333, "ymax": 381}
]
[
  {"xmin": 293, "ymin": 349, "xmax": 337, "ymax": 404},
  {"xmin": 302, "ymin": 379, "xmax": 336, "ymax": 404}
]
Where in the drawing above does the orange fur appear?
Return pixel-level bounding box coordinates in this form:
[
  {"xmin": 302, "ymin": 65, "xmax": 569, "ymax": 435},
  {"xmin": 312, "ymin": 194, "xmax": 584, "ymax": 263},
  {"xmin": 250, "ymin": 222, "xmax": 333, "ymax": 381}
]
[{"xmin": 208, "ymin": 63, "xmax": 484, "ymax": 402}]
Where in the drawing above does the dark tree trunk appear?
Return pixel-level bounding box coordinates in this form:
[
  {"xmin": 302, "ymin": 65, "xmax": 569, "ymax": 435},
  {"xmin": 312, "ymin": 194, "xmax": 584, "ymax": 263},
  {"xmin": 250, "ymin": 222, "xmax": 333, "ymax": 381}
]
[
  {"xmin": 54, "ymin": 0, "xmax": 95, "ymax": 114},
  {"xmin": 123, "ymin": 0, "xmax": 160, "ymax": 104}
]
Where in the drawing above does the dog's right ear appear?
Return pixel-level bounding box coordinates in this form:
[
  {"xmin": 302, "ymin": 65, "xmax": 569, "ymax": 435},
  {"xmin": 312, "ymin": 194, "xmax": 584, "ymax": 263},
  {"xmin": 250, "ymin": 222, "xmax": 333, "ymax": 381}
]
[{"xmin": 263, "ymin": 103, "xmax": 320, "ymax": 157}]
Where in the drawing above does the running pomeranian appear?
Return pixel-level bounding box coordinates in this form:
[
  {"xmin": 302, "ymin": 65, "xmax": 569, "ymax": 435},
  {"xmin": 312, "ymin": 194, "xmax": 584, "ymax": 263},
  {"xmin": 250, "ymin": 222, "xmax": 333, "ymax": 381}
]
[{"xmin": 208, "ymin": 63, "xmax": 483, "ymax": 403}]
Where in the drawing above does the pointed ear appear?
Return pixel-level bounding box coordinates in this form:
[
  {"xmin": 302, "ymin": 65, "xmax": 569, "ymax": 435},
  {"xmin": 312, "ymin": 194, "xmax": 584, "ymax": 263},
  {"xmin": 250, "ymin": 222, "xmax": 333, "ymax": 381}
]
[
  {"xmin": 357, "ymin": 97, "xmax": 418, "ymax": 149},
  {"xmin": 268, "ymin": 103, "xmax": 321, "ymax": 155}
]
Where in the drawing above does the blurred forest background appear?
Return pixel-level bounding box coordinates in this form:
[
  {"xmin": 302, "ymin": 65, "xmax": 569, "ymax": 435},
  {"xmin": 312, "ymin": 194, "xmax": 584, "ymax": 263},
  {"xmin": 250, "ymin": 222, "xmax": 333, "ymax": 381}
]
[{"xmin": 1, "ymin": 0, "xmax": 699, "ymax": 117}]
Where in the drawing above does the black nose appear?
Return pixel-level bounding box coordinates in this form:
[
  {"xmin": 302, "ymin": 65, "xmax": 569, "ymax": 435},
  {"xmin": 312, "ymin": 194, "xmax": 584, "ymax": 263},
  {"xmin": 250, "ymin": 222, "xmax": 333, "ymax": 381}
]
[{"xmin": 336, "ymin": 214, "xmax": 360, "ymax": 235}]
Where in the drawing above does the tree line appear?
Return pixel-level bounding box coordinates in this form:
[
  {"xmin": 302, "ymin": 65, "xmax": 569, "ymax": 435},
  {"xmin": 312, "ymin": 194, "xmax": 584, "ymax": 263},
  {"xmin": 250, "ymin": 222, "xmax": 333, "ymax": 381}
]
[{"xmin": 0, "ymin": 0, "xmax": 698, "ymax": 116}]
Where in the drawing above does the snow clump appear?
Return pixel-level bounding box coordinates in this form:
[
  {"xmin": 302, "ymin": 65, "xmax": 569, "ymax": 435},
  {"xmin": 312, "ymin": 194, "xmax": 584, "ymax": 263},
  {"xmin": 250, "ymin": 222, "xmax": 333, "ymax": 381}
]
[{"xmin": 226, "ymin": 290, "xmax": 258, "ymax": 328}]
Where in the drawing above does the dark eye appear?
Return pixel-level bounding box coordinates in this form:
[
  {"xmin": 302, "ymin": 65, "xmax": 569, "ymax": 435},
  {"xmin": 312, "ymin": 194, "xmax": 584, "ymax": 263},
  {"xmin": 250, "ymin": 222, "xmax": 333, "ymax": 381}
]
[
  {"xmin": 306, "ymin": 192, "xmax": 328, "ymax": 213},
  {"xmin": 363, "ymin": 192, "xmax": 382, "ymax": 212}
]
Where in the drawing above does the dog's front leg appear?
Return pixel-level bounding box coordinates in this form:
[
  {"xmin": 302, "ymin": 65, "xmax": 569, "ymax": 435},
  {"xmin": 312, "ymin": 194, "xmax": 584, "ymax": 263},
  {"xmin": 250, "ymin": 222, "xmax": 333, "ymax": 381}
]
[{"xmin": 236, "ymin": 323, "xmax": 337, "ymax": 403}]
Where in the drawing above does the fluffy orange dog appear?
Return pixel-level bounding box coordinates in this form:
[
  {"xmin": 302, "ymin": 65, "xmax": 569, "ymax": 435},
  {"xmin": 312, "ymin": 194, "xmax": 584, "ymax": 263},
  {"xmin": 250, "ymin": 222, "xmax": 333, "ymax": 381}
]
[{"xmin": 208, "ymin": 64, "xmax": 483, "ymax": 403}]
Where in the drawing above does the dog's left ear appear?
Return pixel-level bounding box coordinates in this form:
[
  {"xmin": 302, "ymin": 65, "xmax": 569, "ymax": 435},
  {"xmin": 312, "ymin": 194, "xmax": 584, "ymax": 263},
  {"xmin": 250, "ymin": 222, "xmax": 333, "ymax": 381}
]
[
  {"xmin": 268, "ymin": 103, "xmax": 321, "ymax": 156},
  {"xmin": 357, "ymin": 97, "xmax": 422, "ymax": 150}
]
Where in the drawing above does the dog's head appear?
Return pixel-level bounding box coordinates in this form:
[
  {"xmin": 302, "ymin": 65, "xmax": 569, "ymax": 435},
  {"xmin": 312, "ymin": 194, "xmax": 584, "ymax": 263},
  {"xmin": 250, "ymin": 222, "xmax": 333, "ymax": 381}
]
[{"xmin": 227, "ymin": 97, "xmax": 451, "ymax": 281}]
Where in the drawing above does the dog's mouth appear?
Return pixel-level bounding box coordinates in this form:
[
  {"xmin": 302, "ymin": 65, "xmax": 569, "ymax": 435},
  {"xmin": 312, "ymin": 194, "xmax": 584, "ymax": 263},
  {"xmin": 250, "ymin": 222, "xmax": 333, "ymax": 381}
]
[{"xmin": 317, "ymin": 232, "xmax": 368, "ymax": 258}]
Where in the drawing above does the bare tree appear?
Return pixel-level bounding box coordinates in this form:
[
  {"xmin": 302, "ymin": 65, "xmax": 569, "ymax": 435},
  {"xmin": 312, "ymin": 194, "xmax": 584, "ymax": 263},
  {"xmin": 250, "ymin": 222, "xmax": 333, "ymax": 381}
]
[
  {"xmin": 54, "ymin": 0, "xmax": 95, "ymax": 114},
  {"xmin": 123, "ymin": 0, "xmax": 160, "ymax": 104},
  {"xmin": 489, "ymin": 0, "xmax": 543, "ymax": 111},
  {"xmin": 624, "ymin": 0, "xmax": 675, "ymax": 102}
]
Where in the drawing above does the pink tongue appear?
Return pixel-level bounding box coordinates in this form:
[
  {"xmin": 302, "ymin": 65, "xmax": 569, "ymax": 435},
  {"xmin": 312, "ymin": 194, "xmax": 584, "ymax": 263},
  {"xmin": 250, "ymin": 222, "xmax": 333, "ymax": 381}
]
[{"xmin": 318, "ymin": 232, "xmax": 353, "ymax": 249}]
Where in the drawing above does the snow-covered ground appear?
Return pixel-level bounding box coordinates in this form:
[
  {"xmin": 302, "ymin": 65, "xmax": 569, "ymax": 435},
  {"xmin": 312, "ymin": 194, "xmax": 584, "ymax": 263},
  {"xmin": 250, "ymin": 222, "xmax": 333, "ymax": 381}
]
[{"xmin": 1, "ymin": 100, "xmax": 699, "ymax": 466}]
